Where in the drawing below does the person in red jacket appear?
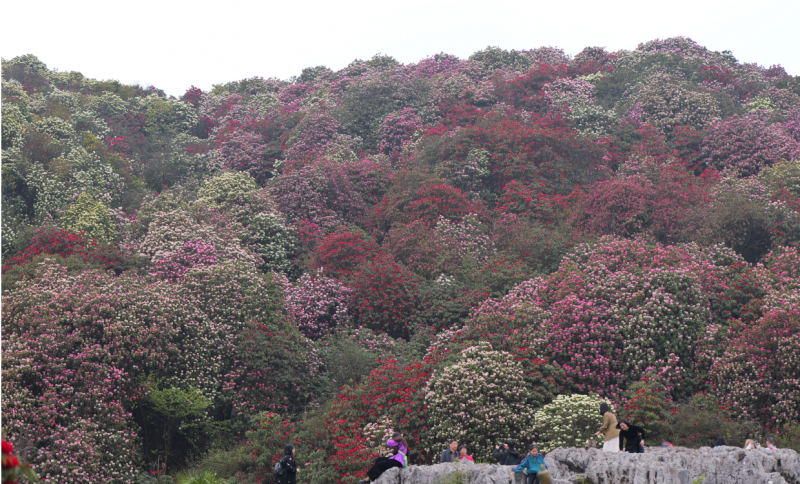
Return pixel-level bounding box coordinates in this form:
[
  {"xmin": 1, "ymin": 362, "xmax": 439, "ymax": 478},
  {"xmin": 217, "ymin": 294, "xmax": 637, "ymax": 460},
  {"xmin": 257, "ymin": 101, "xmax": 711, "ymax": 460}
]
[{"xmin": 458, "ymin": 445, "xmax": 474, "ymax": 462}]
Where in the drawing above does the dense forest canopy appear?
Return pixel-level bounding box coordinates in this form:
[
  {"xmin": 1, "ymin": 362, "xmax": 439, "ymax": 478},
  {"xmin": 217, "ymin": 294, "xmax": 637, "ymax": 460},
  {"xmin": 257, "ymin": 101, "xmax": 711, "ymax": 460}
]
[{"xmin": 2, "ymin": 37, "xmax": 800, "ymax": 484}]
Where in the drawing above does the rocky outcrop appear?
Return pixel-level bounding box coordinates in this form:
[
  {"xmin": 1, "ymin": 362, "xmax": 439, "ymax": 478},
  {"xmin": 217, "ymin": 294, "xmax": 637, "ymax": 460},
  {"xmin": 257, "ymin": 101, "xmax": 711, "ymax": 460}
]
[{"xmin": 373, "ymin": 447, "xmax": 800, "ymax": 484}]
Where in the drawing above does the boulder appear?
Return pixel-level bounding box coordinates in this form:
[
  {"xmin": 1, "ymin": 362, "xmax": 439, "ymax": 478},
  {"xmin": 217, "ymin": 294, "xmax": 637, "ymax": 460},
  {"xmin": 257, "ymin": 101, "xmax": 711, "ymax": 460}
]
[{"xmin": 372, "ymin": 447, "xmax": 800, "ymax": 484}]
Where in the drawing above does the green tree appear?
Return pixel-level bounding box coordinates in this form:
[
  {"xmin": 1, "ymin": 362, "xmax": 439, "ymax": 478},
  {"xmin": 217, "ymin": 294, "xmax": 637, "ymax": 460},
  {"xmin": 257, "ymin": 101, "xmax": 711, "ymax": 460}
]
[{"xmin": 61, "ymin": 192, "xmax": 116, "ymax": 242}]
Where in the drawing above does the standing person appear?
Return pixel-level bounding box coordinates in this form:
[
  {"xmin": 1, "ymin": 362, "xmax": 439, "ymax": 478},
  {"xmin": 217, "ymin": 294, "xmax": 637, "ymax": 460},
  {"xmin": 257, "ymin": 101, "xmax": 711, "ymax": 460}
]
[
  {"xmin": 360, "ymin": 432, "xmax": 409, "ymax": 484},
  {"xmin": 493, "ymin": 441, "xmax": 522, "ymax": 466},
  {"xmin": 594, "ymin": 403, "xmax": 620, "ymax": 453},
  {"xmin": 713, "ymin": 437, "xmax": 726, "ymax": 449},
  {"xmin": 617, "ymin": 420, "xmax": 646, "ymax": 453},
  {"xmin": 512, "ymin": 444, "xmax": 547, "ymax": 484},
  {"xmin": 458, "ymin": 445, "xmax": 474, "ymax": 462},
  {"xmin": 744, "ymin": 439, "xmax": 755, "ymax": 450},
  {"xmin": 765, "ymin": 437, "xmax": 777, "ymax": 450},
  {"xmin": 277, "ymin": 444, "xmax": 298, "ymax": 484},
  {"xmin": 440, "ymin": 440, "xmax": 458, "ymax": 463}
]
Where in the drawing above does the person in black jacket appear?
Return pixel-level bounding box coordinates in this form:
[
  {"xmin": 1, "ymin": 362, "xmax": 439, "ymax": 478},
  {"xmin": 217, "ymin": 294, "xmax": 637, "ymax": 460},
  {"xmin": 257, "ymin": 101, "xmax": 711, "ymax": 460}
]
[
  {"xmin": 278, "ymin": 444, "xmax": 298, "ymax": 484},
  {"xmin": 440, "ymin": 440, "xmax": 458, "ymax": 463},
  {"xmin": 493, "ymin": 441, "xmax": 522, "ymax": 466},
  {"xmin": 617, "ymin": 420, "xmax": 646, "ymax": 453}
]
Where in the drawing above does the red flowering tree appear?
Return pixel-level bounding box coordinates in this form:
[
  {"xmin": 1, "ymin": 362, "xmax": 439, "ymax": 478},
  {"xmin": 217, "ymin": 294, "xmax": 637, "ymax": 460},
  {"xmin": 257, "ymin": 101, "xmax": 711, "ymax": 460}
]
[
  {"xmin": 707, "ymin": 304, "xmax": 800, "ymax": 430},
  {"xmin": 412, "ymin": 107, "xmax": 604, "ymax": 208},
  {"xmin": 2, "ymin": 227, "xmax": 123, "ymax": 274},
  {"xmin": 370, "ymin": 179, "xmax": 482, "ymax": 234},
  {"xmin": 346, "ymin": 253, "xmax": 421, "ymax": 339},
  {"xmin": 310, "ymin": 230, "xmax": 379, "ymax": 277}
]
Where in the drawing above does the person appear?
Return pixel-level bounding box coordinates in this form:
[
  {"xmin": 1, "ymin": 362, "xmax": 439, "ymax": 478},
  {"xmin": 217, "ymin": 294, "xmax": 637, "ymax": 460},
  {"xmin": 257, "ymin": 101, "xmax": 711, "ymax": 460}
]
[
  {"xmin": 713, "ymin": 437, "xmax": 726, "ymax": 449},
  {"xmin": 513, "ymin": 444, "xmax": 547, "ymax": 484},
  {"xmin": 765, "ymin": 437, "xmax": 777, "ymax": 450},
  {"xmin": 493, "ymin": 440, "xmax": 522, "ymax": 466},
  {"xmin": 458, "ymin": 445, "xmax": 473, "ymax": 462},
  {"xmin": 617, "ymin": 420, "xmax": 646, "ymax": 453},
  {"xmin": 595, "ymin": 403, "xmax": 620, "ymax": 453},
  {"xmin": 744, "ymin": 439, "xmax": 755, "ymax": 450},
  {"xmin": 360, "ymin": 432, "xmax": 409, "ymax": 484},
  {"xmin": 277, "ymin": 444, "xmax": 298, "ymax": 484},
  {"xmin": 440, "ymin": 440, "xmax": 458, "ymax": 463}
]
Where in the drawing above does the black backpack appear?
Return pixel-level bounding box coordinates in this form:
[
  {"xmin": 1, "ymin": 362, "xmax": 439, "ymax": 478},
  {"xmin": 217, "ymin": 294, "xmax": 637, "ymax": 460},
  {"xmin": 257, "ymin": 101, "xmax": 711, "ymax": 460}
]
[{"xmin": 274, "ymin": 457, "xmax": 285, "ymax": 476}]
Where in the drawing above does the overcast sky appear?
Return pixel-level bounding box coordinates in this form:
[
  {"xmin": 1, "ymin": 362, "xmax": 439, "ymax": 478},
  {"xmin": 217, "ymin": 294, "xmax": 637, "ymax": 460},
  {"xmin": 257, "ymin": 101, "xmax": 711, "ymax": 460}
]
[{"xmin": 2, "ymin": 0, "xmax": 799, "ymax": 97}]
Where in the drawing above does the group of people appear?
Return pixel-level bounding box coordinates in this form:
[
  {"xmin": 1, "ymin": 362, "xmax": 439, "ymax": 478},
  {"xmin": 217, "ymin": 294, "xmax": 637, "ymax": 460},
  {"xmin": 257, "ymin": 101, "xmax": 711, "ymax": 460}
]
[
  {"xmin": 595, "ymin": 403, "xmax": 647, "ymax": 453},
  {"xmin": 276, "ymin": 404, "xmax": 781, "ymax": 484},
  {"xmin": 738, "ymin": 437, "xmax": 777, "ymax": 450},
  {"xmin": 443, "ymin": 440, "xmax": 546, "ymax": 484}
]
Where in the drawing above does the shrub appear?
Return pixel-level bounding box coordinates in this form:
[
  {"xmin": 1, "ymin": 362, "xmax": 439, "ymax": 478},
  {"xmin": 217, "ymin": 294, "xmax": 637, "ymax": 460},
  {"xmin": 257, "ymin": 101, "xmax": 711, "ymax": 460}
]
[
  {"xmin": 371, "ymin": 180, "xmax": 482, "ymax": 234},
  {"xmin": 660, "ymin": 393, "xmax": 762, "ymax": 448},
  {"xmin": 327, "ymin": 358, "xmax": 434, "ymax": 467},
  {"xmin": 533, "ymin": 394, "xmax": 608, "ymax": 452},
  {"xmin": 218, "ymin": 129, "xmax": 275, "ymax": 185},
  {"xmin": 150, "ymin": 239, "xmax": 218, "ymax": 281},
  {"xmin": 424, "ymin": 342, "xmax": 540, "ymax": 462}
]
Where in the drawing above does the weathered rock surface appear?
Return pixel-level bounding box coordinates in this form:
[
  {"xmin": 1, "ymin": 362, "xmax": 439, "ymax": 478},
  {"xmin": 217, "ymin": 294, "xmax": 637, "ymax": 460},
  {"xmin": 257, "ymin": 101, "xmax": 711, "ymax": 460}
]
[{"xmin": 373, "ymin": 447, "xmax": 800, "ymax": 484}]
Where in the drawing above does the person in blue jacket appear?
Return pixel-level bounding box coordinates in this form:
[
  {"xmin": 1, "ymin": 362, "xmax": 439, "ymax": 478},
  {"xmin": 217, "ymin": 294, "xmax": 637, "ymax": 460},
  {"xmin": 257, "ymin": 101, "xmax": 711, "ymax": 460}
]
[{"xmin": 512, "ymin": 444, "xmax": 547, "ymax": 484}]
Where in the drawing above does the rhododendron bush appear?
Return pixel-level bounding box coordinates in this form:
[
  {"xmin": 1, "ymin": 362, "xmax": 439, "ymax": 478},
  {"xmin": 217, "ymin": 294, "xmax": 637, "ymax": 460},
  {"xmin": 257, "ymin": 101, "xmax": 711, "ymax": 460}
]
[
  {"xmin": 424, "ymin": 343, "xmax": 542, "ymax": 462},
  {"xmin": 4, "ymin": 37, "xmax": 800, "ymax": 481},
  {"xmin": 533, "ymin": 394, "xmax": 608, "ymax": 452}
]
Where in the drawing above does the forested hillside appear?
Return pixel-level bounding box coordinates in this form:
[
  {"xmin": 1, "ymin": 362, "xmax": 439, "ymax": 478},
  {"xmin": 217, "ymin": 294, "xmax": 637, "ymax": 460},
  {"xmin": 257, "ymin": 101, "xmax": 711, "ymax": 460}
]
[{"xmin": 2, "ymin": 37, "xmax": 800, "ymax": 484}]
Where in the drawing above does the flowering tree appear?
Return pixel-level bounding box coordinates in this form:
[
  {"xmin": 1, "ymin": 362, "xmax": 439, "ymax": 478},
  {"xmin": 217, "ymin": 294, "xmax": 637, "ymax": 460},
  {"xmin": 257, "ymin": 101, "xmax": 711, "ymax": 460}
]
[
  {"xmin": 309, "ymin": 230, "xmax": 379, "ymax": 277},
  {"xmin": 533, "ymin": 394, "xmax": 608, "ymax": 452},
  {"xmin": 473, "ymin": 237, "xmax": 760, "ymax": 400},
  {"xmin": 274, "ymin": 270, "xmax": 354, "ymax": 339},
  {"xmin": 708, "ymin": 304, "xmax": 800, "ymax": 429},
  {"xmin": 424, "ymin": 343, "xmax": 539, "ymax": 462},
  {"xmin": 346, "ymin": 253, "xmax": 421, "ymax": 339},
  {"xmin": 700, "ymin": 110, "xmax": 800, "ymax": 177},
  {"xmin": 2, "ymin": 226, "xmax": 123, "ymax": 274}
]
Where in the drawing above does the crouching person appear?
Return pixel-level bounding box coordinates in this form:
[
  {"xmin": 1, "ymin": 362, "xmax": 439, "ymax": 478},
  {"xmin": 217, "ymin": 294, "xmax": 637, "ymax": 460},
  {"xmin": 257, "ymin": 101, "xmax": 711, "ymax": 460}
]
[
  {"xmin": 512, "ymin": 444, "xmax": 548, "ymax": 484},
  {"xmin": 360, "ymin": 432, "xmax": 409, "ymax": 484}
]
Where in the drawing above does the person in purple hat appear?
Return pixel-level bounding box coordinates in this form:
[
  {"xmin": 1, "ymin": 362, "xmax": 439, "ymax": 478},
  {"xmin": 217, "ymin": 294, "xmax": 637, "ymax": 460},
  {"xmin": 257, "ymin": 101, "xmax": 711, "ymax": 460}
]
[{"xmin": 360, "ymin": 432, "xmax": 409, "ymax": 483}]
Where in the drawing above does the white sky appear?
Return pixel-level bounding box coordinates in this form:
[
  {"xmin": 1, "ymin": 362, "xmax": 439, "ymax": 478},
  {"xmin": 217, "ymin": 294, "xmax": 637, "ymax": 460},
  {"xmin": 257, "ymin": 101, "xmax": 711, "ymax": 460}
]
[{"xmin": 2, "ymin": 0, "xmax": 799, "ymax": 97}]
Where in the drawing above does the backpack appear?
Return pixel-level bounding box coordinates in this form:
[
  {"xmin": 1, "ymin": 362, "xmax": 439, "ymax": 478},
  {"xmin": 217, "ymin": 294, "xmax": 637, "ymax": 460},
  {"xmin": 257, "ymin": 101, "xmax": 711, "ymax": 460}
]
[{"xmin": 274, "ymin": 458, "xmax": 285, "ymax": 476}]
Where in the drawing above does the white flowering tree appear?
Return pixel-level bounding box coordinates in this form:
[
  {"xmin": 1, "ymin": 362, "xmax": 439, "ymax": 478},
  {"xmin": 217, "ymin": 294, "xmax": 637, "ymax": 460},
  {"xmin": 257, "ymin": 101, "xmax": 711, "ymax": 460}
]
[
  {"xmin": 533, "ymin": 394, "xmax": 609, "ymax": 452},
  {"xmin": 424, "ymin": 342, "xmax": 538, "ymax": 462}
]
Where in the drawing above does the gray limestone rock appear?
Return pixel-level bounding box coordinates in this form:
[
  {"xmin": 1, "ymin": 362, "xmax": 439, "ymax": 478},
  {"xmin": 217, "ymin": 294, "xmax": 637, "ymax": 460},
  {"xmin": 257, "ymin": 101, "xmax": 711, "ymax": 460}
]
[{"xmin": 372, "ymin": 447, "xmax": 799, "ymax": 484}]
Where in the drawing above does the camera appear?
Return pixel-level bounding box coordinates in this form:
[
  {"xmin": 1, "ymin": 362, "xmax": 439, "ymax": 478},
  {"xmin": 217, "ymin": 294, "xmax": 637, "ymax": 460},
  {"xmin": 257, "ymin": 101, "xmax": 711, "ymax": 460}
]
[{"xmin": 496, "ymin": 443, "xmax": 506, "ymax": 449}]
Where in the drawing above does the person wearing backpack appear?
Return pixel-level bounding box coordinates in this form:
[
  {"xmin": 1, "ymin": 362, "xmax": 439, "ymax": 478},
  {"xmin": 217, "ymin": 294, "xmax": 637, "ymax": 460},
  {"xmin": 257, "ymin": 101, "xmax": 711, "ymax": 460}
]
[
  {"xmin": 359, "ymin": 432, "xmax": 409, "ymax": 483},
  {"xmin": 274, "ymin": 444, "xmax": 297, "ymax": 484}
]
